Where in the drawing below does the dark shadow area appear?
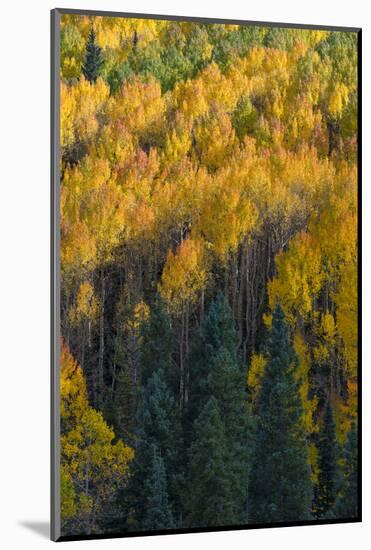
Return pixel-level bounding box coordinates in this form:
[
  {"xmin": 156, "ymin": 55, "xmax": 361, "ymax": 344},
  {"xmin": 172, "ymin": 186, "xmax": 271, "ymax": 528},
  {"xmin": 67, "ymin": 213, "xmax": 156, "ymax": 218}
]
[{"xmin": 18, "ymin": 521, "xmax": 49, "ymax": 539}]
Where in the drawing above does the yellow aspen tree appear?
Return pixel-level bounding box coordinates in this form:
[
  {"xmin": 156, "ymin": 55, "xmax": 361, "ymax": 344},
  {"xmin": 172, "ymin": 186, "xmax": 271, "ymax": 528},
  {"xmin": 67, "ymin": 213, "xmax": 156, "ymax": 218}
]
[
  {"xmin": 60, "ymin": 77, "xmax": 109, "ymax": 150},
  {"xmin": 60, "ymin": 342, "xmax": 134, "ymax": 533}
]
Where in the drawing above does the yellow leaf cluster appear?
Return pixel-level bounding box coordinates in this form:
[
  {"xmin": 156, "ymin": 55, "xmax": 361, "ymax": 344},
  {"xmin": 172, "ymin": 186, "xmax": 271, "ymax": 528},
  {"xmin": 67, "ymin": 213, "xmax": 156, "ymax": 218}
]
[
  {"xmin": 194, "ymin": 109, "xmax": 238, "ymax": 171},
  {"xmin": 68, "ymin": 281, "xmax": 100, "ymax": 326},
  {"xmin": 269, "ymin": 231, "xmax": 323, "ymax": 323},
  {"xmin": 247, "ymin": 354, "xmax": 266, "ymax": 405},
  {"xmin": 196, "ymin": 168, "xmax": 258, "ymax": 261},
  {"xmin": 160, "ymin": 238, "xmax": 208, "ymax": 312},
  {"xmin": 294, "ymin": 332, "xmax": 317, "ymax": 434},
  {"xmin": 61, "ymin": 77, "xmax": 109, "ymax": 149},
  {"xmin": 107, "ymin": 77, "xmax": 165, "ymax": 141},
  {"xmin": 60, "ymin": 342, "xmax": 134, "ymax": 526},
  {"xmin": 328, "ymin": 83, "xmax": 350, "ymax": 118}
]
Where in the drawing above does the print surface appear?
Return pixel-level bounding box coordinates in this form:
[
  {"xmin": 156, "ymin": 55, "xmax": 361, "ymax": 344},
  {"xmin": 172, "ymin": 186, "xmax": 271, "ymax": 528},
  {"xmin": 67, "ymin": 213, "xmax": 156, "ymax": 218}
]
[{"xmin": 58, "ymin": 13, "xmax": 359, "ymax": 538}]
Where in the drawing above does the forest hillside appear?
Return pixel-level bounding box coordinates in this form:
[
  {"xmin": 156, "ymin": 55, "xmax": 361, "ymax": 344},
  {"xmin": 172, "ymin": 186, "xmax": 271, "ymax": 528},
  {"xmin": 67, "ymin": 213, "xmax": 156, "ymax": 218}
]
[{"xmin": 59, "ymin": 14, "xmax": 358, "ymax": 536}]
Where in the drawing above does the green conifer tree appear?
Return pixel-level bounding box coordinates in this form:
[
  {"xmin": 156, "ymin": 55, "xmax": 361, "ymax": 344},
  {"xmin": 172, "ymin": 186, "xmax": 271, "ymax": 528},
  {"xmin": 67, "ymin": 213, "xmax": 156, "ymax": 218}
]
[
  {"xmin": 82, "ymin": 26, "xmax": 104, "ymax": 83},
  {"xmin": 140, "ymin": 369, "xmax": 180, "ymax": 465},
  {"xmin": 111, "ymin": 296, "xmax": 142, "ymax": 439},
  {"xmin": 185, "ymin": 295, "xmax": 252, "ymax": 525},
  {"xmin": 142, "ymin": 445, "xmax": 175, "ymax": 530},
  {"xmin": 123, "ymin": 368, "xmax": 181, "ymax": 530},
  {"xmin": 335, "ymin": 421, "xmax": 358, "ymax": 518},
  {"xmin": 187, "ymin": 292, "xmax": 238, "ymax": 427},
  {"xmin": 185, "ymin": 396, "xmax": 234, "ymax": 527},
  {"xmin": 141, "ymin": 297, "xmax": 174, "ymax": 388},
  {"xmin": 248, "ymin": 304, "xmax": 312, "ymax": 523},
  {"xmin": 314, "ymin": 400, "xmax": 338, "ymax": 519},
  {"xmin": 208, "ymin": 348, "xmax": 252, "ymax": 521}
]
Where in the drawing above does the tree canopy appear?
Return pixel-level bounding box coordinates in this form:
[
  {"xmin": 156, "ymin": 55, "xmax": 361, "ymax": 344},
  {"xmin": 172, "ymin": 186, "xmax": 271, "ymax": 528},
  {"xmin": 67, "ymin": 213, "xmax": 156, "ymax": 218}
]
[{"xmin": 59, "ymin": 14, "xmax": 359, "ymax": 536}]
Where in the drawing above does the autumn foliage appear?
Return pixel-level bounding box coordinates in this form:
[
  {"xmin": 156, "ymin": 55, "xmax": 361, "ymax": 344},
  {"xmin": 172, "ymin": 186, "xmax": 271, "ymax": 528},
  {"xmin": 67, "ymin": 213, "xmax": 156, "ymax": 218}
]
[{"xmin": 59, "ymin": 14, "xmax": 359, "ymax": 535}]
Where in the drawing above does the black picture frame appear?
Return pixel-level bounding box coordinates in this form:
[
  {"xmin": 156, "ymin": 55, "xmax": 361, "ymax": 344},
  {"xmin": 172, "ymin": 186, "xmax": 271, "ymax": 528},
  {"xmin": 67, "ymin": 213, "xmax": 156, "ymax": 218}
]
[{"xmin": 51, "ymin": 8, "xmax": 362, "ymax": 542}]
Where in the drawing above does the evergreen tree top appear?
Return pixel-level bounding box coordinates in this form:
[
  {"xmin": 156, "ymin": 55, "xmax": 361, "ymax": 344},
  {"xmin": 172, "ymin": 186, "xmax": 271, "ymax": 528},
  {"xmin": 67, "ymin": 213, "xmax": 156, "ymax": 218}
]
[
  {"xmin": 202, "ymin": 292, "xmax": 238, "ymax": 357},
  {"xmin": 140, "ymin": 369, "xmax": 175, "ymax": 438},
  {"xmin": 141, "ymin": 296, "xmax": 174, "ymax": 384},
  {"xmin": 260, "ymin": 303, "xmax": 299, "ymax": 387},
  {"xmin": 82, "ymin": 25, "xmax": 105, "ymax": 83},
  {"xmin": 249, "ymin": 303, "xmax": 312, "ymax": 523},
  {"xmin": 142, "ymin": 443, "xmax": 175, "ymax": 531}
]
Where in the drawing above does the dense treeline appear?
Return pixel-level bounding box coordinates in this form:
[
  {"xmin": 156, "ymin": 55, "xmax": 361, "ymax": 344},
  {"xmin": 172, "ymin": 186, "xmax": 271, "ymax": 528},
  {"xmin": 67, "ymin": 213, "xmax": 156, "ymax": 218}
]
[{"xmin": 59, "ymin": 14, "xmax": 358, "ymax": 536}]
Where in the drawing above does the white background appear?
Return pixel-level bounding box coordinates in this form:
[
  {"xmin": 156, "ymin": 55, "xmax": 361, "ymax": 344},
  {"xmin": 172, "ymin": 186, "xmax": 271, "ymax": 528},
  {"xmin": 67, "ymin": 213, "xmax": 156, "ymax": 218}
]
[{"xmin": 0, "ymin": 0, "xmax": 368, "ymax": 547}]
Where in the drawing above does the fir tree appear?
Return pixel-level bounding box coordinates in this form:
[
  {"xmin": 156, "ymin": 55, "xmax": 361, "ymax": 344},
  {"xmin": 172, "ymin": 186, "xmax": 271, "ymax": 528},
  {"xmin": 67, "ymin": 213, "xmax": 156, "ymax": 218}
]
[
  {"xmin": 140, "ymin": 369, "xmax": 180, "ymax": 465},
  {"xmin": 141, "ymin": 297, "xmax": 174, "ymax": 388},
  {"xmin": 82, "ymin": 26, "xmax": 104, "ymax": 83},
  {"xmin": 202, "ymin": 292, "xmax": 238, "ymax": 353},
  {"xmin": 314, "ymin": 400, "xmax": 338, "ymax": 519},
  {"xmin": 248, "ymin": 304, "xmax": 312, "ymax": 523},
  {"xmin": 208, "ymin": 348, "xmax": 252, "ymax": 521},
  {"xmin": 123, "ymin": 368, "xmax": 181, "ymax": 530},
  {"xmin": 185, "ymin": 296, "xmax": 252, "ymax": 525},
  {"xmin": 110, "ymin": 368, "xmax": 136, "ymax": 440},
  {"xmin": 335, "ymin": 421, "xmax": 358, "ymax": 518},
  {"xmin": 142, "ymin": 445, "xmax": 175, "ymax": 530},
  {"xmin": 111, "ymin": 294, "xmax": 143, "ymax": 438},
  {"xmin": 185, "ymin": 397, "xmax": 234, "ymax": 527},
  {"xmin": 187, "ymin": 293, "xmax": 238, "ymax": 428}
]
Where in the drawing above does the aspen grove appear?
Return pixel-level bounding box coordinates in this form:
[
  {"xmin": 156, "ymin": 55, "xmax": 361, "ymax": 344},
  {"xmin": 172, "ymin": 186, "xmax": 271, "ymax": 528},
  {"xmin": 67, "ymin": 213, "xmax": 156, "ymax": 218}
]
[{"xmin": 59, "ymin": 14, "xmax": 358, "ymax": 536}]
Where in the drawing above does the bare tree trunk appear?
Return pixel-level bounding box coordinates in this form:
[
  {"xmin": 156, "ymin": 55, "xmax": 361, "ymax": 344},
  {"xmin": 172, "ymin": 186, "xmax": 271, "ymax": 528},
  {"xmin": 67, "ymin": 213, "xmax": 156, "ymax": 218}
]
[
  {"xmin": 179, "ymin": 307, "xmax": 185, "ymax": 409},
  {"xmin": 200, "ymin": 288, "xmax": 205, "ymax": 325},
  {"xmin": 81, "ymin": 324, "xmax": 86, "ymax": 371},
  {"xmin": 88, "ymin": 318, "xmax": 91, "ymax": 349},
  {"xmin": 97, "ymin": 269, "xmax": 105, "ymax": 408},
  {"xmin": 244, "ymin": 244, "xmax": 251, "ymax": 360},
  {"xmin": 111, "ymin": 362, "xmax": 116, "ymax": 396},
  {"xmin": 238, "ymin": 243, "xmax": 247, "ymax": 354},
  {"xmin": 184, "ymin": 302, "xmax": 190, "ymax": 404},
  {"xmin": 224, "ymin": 259, "xmax": 229, "ymax": 298},
  {"xmin": 85, "ymin": 452, "xmax": 90, "ymax": 499},
  {"xmin": 232, "ymin": 251, "xmax": 238, "ymax": 320}
]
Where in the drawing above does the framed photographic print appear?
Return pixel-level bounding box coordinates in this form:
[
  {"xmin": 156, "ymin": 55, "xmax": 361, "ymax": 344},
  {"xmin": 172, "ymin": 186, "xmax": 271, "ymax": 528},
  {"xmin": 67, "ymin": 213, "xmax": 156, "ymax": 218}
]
[{"xmin": 51, "ymin": 8, "xmax": 361, "ymax": 542}]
